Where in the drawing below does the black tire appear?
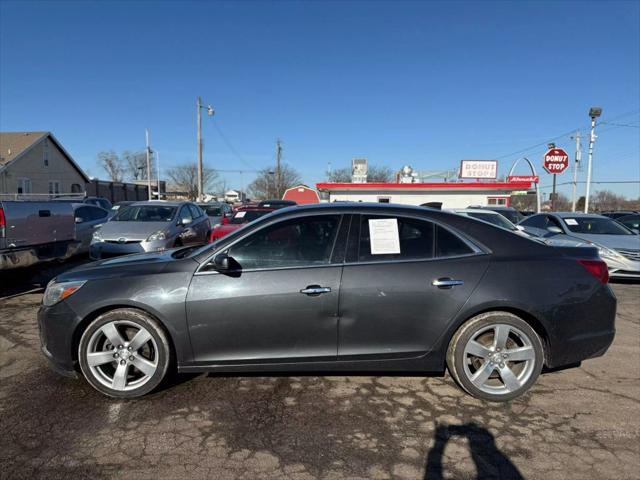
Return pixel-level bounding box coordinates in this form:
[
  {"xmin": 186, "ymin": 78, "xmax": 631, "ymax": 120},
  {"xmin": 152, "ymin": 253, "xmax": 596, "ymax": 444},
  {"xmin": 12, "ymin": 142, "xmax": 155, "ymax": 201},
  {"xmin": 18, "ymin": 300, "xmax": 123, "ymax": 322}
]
[
  {"xmin": 78, "ymin": 308, "xmax": 171, "ymax": 398},
  {"xmin": 446, "ymin": 312, "xmax": 544, "ymax": 402}
]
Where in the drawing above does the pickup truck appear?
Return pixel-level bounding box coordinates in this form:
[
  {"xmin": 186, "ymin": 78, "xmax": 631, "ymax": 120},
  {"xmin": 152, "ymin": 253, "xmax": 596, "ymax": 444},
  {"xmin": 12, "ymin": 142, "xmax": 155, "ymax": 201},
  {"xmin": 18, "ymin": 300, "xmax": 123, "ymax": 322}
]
[{"xmin": 0, "ymin": 201, "xmax": 80, "ymax": 270}]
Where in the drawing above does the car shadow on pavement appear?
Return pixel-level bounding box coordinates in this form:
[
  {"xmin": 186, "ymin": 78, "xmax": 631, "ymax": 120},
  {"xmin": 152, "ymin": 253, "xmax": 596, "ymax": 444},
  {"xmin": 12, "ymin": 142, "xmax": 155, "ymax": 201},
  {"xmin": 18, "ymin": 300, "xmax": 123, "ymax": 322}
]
[{"xmin": 424, "ymin": 423, "xmax": 523, "ymax": 480}]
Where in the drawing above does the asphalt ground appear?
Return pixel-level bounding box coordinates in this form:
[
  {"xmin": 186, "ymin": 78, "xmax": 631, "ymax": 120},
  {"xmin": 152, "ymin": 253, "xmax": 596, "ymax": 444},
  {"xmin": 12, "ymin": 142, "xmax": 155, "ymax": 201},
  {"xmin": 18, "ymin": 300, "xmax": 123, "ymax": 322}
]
[{"xmin": 0, "ymin": 259, "xmax": 638, "ymax": 480}]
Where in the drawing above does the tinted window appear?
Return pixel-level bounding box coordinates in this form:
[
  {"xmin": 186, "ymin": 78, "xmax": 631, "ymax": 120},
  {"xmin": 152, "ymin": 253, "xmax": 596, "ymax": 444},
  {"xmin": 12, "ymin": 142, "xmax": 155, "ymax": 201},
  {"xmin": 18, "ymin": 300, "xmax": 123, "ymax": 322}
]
[
  {"xmin": 436, "ymin": 225, "xmax": 474, "ymax": 257},
  {"xmin": 200, "ymin": 205, "xmax": 223, "ymax": 216},
  {"xmin": 520, "ymin": 215, "xmax": 547, "ymax": 229},
  {"xmin": 188, "ymin": 204, "xmax": 203, "ymax": 219},
  {"xmin": 114, "ymin": 205, "xmax": 176, "ymax": 222},
  {"xmin": 229, "ymin": 215, "xmax": 340, "ymax": 269},
  {"xmin": 75, "ymin": 206, "xmax": 92, "ymax": 221},
  {"xmin": 178, "ymin": 206, "xmax": 193, "ymax": 223},
  {"xmin": 89, "ymin": 206, "xmax": 108, "ymax": 220},
  {"xmin": 619, "ymin": 215, "xmax": 639, "ymax": 230},
  {"xmin": 562, "ymin": 217, "xmax": 633, "ymax": 235},
  {"xmin": 358, "ymin": 215, "xmax": 434, "ymax": 262},
  {"xmin": 464, "ymin": 212, "xmax": 515, "ymax": 230}
]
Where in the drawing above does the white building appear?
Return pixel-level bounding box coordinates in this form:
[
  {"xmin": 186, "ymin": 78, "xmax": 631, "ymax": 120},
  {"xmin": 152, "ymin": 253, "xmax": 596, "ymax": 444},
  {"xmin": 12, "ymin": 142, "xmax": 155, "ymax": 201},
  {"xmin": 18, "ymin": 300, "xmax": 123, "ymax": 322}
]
[
  {"xmin": 224, "ymin": 189, "xmax": 247, "ymax": 203},
  {"xmin": 315, "ymin": 181, "xmax": 534, "ymax": 209}
]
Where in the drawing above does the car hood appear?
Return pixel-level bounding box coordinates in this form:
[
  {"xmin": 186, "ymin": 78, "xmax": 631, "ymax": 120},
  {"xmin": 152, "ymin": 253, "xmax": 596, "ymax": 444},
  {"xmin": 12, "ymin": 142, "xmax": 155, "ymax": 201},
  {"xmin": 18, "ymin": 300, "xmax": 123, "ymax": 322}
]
[
  {"xmin": 566, "ymin": 233, "xmax": 640, "ymax": 250},
  {"xmin": 98, "ymin": 221, "xmax": 170, "ymax": 241},
  {"xmin": 55, "ymin": 249, "xmax": 197, "ymax": 283}
]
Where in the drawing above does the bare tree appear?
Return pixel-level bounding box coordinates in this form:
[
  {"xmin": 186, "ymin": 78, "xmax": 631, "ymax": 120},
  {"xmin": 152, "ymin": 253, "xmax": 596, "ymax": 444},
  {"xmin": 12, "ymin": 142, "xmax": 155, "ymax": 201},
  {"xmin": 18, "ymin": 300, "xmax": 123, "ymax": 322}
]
[
  {"xmin": 326, "ymin": 168, "xmax": 351, "ymax": 182},
  {"xmin": 326, "ymin": 165, "xmax": 393, "ymax": 183},
  {"xmin": 166, "ymin": 163, "xmax": 218, "ymax": 200},
  {"xmin": 590, "ymin": 190, "xmax": 630, "ymax": 212},
  {"xmin": 123, "ymin": 150, "xmax": 154, "ymax": 181},
  {"xmin": 97, "ymin": 150, "xmax": 125, "ymax": 182},
  {"xmin": 248, "ymin": 164, "xmax": 301, "ymax": 200}
]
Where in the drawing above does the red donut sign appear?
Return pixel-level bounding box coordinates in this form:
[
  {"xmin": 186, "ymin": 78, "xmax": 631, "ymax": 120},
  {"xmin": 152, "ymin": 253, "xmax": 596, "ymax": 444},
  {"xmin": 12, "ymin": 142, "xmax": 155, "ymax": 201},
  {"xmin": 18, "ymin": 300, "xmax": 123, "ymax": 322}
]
[{"xmin": 543, "ymin": 148, "xmax": 569, "ymax": 174}]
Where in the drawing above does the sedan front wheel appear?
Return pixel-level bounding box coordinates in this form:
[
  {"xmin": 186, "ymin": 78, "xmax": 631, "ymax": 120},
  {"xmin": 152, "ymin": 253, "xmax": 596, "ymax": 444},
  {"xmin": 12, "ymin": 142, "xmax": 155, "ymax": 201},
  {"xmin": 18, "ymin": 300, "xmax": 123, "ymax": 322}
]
[
  {"xmin": 78, "ymin": 309, "xmax": 171, "ymax": 398},
  {"xmin": 447, "ymin": 312, "xmax": 544, "ymax": 402}
]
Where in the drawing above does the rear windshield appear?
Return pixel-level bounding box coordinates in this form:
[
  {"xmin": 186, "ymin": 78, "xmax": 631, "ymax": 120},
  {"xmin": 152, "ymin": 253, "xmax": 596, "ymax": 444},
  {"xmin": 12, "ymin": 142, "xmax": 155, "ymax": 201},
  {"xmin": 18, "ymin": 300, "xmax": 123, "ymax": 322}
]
[
  {"xmin": 491, "ymin": 209, "xmax": 522, "ymax": 224},
  {"xmin": 464, "ymin": 212, "xmax": 516, "ymax": 230},
  {"xmin": 562, "ymin": 217, "xmax": 633, "ymax": 235},
  {"xmin": 230, "ymin": 210, "xmax": 271, "ymax": 224},
  {"xmin": 201, "ymin": 205, "xmax": 223, "ymax": 216},
  {"xmin": 113, "ymin": 205, "xmax": 176, "ymax": 222}
]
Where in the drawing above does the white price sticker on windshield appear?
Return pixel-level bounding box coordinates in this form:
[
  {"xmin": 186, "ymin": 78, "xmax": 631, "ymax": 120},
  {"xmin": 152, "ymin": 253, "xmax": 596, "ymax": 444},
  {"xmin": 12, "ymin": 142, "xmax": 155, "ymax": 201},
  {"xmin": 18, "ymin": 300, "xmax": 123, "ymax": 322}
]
[
  {"xmin": 369, "ymin": 218, "xmax": 401, "ymax": 255},
  {"xmin": 565, "ymin": 218, "xmax": 578, "ymax": 225},
  {"xmin": 235, "ymin": 211, "xmax": 246, "ymax": 218}
]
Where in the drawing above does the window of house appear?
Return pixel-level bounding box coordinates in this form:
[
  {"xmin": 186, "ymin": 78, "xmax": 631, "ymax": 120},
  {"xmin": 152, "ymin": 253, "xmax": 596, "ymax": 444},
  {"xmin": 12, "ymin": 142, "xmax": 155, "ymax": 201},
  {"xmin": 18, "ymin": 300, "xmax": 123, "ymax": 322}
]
[
  {"xmin": 228, "ymin": 215, "xmax": 340, "ymax": 270},
  {"xmin": 71, "ymin": 183, "xmax": 82, "ymax": 193},
  {"xmin": 17, "ymin": 178, "xmax": 32, "ymax": 195},
  {"xmin": 43, "ymin": 138, "xmax": 49, "ymax": 167},
  {"xmin": 48, "ymin": 181, "xmax": 60, "ymax": 195}
]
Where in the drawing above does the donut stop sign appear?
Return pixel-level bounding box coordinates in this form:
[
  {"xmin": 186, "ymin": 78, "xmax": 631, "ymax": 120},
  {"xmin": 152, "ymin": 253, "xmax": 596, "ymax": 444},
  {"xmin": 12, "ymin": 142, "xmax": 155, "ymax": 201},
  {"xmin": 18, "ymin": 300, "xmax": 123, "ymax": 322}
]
[{"xmin": 543, "ymin": 148, "xmax": 569, "ymax": 174}]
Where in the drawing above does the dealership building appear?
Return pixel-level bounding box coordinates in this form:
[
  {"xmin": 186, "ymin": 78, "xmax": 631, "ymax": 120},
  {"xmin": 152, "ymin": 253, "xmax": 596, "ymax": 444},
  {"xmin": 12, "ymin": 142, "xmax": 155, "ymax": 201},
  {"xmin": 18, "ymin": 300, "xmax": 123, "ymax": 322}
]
[{"xmin": 315, "ymin": 180, "xmax": 534, "ymax": 208}]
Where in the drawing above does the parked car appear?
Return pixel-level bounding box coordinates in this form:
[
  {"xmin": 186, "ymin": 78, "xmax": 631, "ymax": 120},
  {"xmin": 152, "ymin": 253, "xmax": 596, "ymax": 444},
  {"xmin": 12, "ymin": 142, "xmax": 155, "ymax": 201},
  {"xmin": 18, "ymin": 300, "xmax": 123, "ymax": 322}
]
[
  {"xmin": 617, "ymin": 214, "xmax": 639, "ymax": 233},
  {"xmin": 196, "ymin": 202, "xmax": 233, "ymax": 226},
  {"xmin": 467, "ymin": 206, "xmax": 524, "ymax": 224},
  {"xmin": 451, "ymin": 208, "xmax": 527, "ymax": 235},
  {"xmin": 90, "ymin": 201, "xmax": 210, "ymax": 260},
  {"xmin": 601, "ymin": 211, "xmax": 638, "ymax": 220},
  {"xmin": 108, "ymin": 201, "xmax": 137, "ymax": 219},
  {"xmin": 53, "ymin": 196, "xmax": 113, "ymax": 211},
  {"xmin": 72, "ymin": 204, "xmax": 110, "ymax": 253},
  {"xmin": 1, "ymin": 200, "xmax": 78, "ymax": 270},
  {"xmin": 40, "ymin": 203, "xmax": 615, "ymax": 401},
  {"xmin": 257, "ymin": 199, "xmax": 297, "ymax": 209},
  {"xmin": 519, "ymin": 212, "xmax": 640, "ymax": 279},
  {"xmin": 209, "ymin": 206, "xmax": 275, "ymax": 242}
]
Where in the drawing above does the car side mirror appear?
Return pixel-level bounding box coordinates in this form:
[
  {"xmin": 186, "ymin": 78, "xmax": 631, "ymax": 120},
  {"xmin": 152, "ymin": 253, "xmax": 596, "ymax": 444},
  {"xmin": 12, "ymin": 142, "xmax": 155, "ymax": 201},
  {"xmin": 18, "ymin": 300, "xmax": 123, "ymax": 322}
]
[
  {"xmin": 516, "ymin": 225, "xmax": 525, "ymax": 231},
  {"xmin": 212, "ymin": 253, "xmax": 230, "ymax": 271},
  {"xmin": 181, "ymin": 217, "xmax": 192, "ymax": 226},
  {"xmin": 547, "ymin": 226, "xmax": 563, "ymax": 234},
  {"xmin": 75, "ymin": 217, "xmax": 84, "ymax": 224}
]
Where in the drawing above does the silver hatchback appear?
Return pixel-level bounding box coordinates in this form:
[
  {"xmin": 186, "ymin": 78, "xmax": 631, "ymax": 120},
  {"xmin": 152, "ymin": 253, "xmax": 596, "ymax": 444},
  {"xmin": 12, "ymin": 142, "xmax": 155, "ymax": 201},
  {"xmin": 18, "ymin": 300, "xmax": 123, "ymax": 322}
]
[{"xmin": 90, "ymin": 201, "xmax": 210, "ymax": 260}]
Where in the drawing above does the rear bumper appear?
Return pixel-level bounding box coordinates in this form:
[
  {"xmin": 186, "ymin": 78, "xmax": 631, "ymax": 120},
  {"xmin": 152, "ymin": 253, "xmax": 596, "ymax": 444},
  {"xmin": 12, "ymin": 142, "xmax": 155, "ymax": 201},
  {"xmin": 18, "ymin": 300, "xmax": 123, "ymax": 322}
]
[{"xmin": 0, "ymin": 241, "xmax": 80, "ymax": 270}]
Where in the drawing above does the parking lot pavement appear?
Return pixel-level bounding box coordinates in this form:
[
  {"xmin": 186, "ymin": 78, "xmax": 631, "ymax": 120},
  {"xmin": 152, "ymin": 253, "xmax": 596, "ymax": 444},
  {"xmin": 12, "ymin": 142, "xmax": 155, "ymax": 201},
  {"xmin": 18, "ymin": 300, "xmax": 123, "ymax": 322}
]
[{"xmin": 0, "ymin": 284, "xmax": 637, "ymax": 480}]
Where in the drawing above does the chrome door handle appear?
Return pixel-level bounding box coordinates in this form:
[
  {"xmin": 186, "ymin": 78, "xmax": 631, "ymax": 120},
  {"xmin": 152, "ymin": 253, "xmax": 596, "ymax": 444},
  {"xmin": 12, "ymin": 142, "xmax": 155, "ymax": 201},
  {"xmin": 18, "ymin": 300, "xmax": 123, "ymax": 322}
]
[
  {"xmin": 300, "ymin": 286, "xmax": 332, "ymax": 295},
  {"xmin": 432, "ymin": 278, "xmax": 464, "ymax": 289}
]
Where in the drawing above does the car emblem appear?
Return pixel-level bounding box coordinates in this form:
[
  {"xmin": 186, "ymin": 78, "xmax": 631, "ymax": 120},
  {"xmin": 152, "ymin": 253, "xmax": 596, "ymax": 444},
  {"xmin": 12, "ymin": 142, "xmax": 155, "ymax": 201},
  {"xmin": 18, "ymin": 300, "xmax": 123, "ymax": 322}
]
[{"xmin": 118, "ymin": 237, "xmax": 126, "ymax": 244}]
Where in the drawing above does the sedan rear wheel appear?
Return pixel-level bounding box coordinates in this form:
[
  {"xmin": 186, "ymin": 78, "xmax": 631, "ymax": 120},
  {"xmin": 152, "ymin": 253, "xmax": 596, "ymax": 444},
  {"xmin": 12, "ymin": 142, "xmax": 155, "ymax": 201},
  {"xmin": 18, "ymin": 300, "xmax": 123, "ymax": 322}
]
[
  {"xmin": 447, "ymin": 312, "xmax": 544, "ymax": 402},
  {"xmin": 78, "ymin": 309, "xmax": 171, "ymax": 398}
]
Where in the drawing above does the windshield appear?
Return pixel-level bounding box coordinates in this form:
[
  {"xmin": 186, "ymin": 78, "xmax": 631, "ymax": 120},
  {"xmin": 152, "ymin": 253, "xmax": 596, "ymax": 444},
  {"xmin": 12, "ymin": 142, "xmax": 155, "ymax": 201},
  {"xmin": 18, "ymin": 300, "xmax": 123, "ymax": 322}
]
[
  {"xmin": 562, "ymin": 217, "xmax": 634, "ymax": 235},
  {"xmin": 230, "ymin": 210, "xmax": 271, "ymax": 224},
  {"xmin": 465, "ymin": 212, "xmax": 516, "ymax": 230},
  {"xmin": 200, "ymin": 205, "xmax": 223, "ymax": 216},
  {"xmin": 113, "ymin": 205, "xmax": 176, "ymax": 222}
]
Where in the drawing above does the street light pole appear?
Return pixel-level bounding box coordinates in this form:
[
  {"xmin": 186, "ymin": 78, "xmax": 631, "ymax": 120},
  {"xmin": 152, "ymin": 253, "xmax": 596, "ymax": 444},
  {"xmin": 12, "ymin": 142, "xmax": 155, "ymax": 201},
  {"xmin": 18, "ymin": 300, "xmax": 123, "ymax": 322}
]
[
  {"xmin": 145, "ymin": 129, "xmax": 152, "ymax": 200},
  {"xmin": 584, "ymin": 107, "xmax": 602, "ymax": 213},
  {"xmin": 196, "ymin": 96, "xmax": 215, "ymax": 202},
  {"xmin": 570, "ymin": 131, "xmax": 581, "ymax": 212},
  {"xmin": 156, "ymin": 151, "xmax": 161, "ymax": 199}
]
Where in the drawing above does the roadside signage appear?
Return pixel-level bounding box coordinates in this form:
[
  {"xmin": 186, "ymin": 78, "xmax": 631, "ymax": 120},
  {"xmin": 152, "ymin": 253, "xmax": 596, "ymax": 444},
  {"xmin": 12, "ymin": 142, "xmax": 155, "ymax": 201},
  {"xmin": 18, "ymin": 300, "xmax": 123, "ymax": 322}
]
[
  {"xmin": 543, "ymin": 148, "xmax": 569, "ymax": 175},
  {"xmin": 459, "ymin": 160, "xmax": 498, "ymax": 179},
  {"xmin": 511, "ymin": 191, "xmax": 529, "ymax": 196},
  {"xmin": 507, "ymin": 175, "xmax": 539, "ymax": 183}
]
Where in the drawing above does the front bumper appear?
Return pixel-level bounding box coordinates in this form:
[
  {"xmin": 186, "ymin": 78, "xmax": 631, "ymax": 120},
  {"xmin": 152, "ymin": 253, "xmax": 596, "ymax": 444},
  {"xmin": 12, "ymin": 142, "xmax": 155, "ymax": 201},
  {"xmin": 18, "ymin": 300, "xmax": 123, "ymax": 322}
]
[
  {"xmin": 90, "ymin": 239, "xmax": 170, "ymax": 260},
  {"xmin": 37, "ymin": 300, "xmax": 82, "ymax": 378},
  {"xmin": 603, "ymin": 256, "xmax": 640, "ymax": 280}
]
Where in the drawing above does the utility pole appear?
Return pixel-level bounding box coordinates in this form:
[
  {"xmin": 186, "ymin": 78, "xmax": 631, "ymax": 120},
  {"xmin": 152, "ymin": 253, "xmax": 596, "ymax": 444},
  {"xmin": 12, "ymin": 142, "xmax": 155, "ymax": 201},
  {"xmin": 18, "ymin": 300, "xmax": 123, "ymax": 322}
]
[
  {"xmin": 584, "ymin": 107, "xmax": 602, "ymax": 213},
  {"xmin": 156, "ymin": 151, "xmax": 161, "ymax": 200},
  {"xmin": 196, "ymin": 97, "xmax": 203, "ymax": 202},
  {"xmin": 145, "ymin": 129, "xmax": 152, "ymax": 200},
  {"xmin": 570, "ymin": 132, "xmax": 581, "ymax": 212},
  {"xmin": 196, "ymin": 96, "xmax": 215, "ymax": 201},
  {"xmin": 275, "ymin": 139, "xmax": 283, "ymax": 199}
]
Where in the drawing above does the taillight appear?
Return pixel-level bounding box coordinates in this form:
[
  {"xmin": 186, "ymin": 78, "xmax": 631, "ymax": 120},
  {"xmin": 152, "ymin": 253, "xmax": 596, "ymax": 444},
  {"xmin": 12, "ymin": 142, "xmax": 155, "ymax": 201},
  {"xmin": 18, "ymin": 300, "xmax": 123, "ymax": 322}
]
[
  {"xmin": 577, "ymin": 259, "xmax": 609, "ymax": 284},
  {"xmin": 0, "ymin": 207, "xmax": 5, "ymax": 237}
]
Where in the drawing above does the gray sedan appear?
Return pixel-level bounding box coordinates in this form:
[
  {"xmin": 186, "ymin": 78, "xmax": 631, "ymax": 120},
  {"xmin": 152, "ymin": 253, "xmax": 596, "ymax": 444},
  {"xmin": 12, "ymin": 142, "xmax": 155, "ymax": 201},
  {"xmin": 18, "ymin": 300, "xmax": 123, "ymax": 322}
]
[
  {"xmin": 40, "ymin": 203, "xmax": 615, "ymax": 402},
  {"xmin": 519, "ymin": 212, "xmax": 640, "ymax": 279},
  {"xmin": 90, "ymin": 201, "xmax": 210, "ymax": 260}
]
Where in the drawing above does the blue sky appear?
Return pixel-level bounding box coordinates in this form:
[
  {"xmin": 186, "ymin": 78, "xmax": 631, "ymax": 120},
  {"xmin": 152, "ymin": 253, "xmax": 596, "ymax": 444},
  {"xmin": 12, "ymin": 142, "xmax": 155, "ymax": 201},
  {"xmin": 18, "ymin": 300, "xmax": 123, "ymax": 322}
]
[{"xmin": 1, "ymin": 0, "xmax": 639, "ymax": 198}]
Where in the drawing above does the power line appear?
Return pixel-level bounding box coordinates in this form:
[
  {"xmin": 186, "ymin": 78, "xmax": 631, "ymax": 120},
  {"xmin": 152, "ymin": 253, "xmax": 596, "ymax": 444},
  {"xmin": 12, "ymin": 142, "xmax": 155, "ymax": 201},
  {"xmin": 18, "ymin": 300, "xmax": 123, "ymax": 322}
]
[{"xmin": 210, "ymin": 119, "xmax": 257, "ymax": 171}]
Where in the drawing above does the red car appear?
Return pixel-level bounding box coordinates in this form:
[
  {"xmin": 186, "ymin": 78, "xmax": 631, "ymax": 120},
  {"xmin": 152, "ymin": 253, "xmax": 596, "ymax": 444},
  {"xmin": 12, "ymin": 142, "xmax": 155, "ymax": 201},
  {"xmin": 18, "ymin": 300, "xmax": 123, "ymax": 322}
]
[{"xmin": 209, "ymin": 206, "xmax": 275, "ymax": 242}]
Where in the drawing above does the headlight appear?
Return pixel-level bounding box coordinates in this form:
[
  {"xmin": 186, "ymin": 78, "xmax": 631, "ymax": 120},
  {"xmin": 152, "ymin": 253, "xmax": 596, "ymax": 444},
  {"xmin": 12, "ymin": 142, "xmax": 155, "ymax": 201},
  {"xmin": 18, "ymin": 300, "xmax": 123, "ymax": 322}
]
[
  {"xmin": 43, "ymin": 280, "xmax": 86, "ymax": 306},
  {"xmin": 92, "ymin": 230, "xmax": 103, "ymax": 242},
  {"xmin": 146, "ymin": 230, "xmax": 166, "ymax": 241},
  {"xmin": 594, "ymin": 244, "xmax": 622, "ymax": 261}
]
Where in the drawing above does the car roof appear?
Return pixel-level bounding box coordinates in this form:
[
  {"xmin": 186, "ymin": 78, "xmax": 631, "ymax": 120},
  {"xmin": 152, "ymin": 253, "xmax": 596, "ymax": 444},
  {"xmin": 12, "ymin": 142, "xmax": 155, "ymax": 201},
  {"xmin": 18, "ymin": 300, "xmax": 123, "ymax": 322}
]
[
  {"xmin": 127, "ymin": 201, "xmax": 185, "ymax": 207},
  {"xmin": 452, "ymin": 208, "xmax": 501, "ymax": 214}
]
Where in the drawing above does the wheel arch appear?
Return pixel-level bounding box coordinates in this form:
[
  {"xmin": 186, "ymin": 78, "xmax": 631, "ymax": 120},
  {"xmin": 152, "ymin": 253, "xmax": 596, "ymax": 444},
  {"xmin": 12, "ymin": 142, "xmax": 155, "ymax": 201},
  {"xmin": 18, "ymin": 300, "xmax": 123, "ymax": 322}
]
[{"xmin": 71, "ymin": 305, "xmax": 178, "ymax": 370}]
